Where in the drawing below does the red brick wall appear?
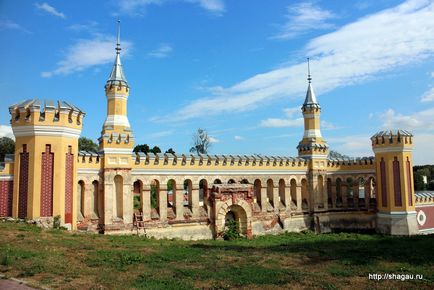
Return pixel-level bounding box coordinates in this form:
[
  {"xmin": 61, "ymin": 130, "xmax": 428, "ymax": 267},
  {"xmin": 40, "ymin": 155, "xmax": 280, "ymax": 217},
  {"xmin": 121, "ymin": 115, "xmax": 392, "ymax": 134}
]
[
  {"xmin": 40, "ymin": 145, "xmax": 54, "ymax": 217},
  {"xmin": 416, "ymin": 205, "xmax": 434, "ymax": 232},
  {"xmin": 65, "ymin": 148, "xmax": 73, "ymax": 224},
  {"xmin": 18, "ymin": 146, "xmax": 29, "ymax": 219},
  {"xmin": 0, "ymin": 180, "xmax": 13, "ymax": 217}
]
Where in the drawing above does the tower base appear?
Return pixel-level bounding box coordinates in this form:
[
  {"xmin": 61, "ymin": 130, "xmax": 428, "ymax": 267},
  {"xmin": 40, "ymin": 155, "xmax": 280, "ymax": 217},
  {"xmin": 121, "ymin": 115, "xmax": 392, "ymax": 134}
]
[{"xmin": 376, "ymin": 211, "xmax": 418, "ymax": 235}]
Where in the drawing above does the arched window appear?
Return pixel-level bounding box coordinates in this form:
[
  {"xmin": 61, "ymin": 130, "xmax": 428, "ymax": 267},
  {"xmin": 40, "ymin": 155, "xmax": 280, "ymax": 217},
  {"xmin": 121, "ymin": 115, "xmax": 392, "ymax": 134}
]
[
  {"xmin": 267, "ymin": 179, "xmax": 274, "ymax": 207},
  {"xmin": 254, "ymin": 179, "xmax": 261, "ymax": 206},
  {"xmin": 199, "ymin": 179, "xmax": 208, "ymax": 206},
  {"xmin": 278, "ymin": 179, "xmax": 285, "ymax": 206},
  {"xmin": 228, "ymin": 179, "xmax": 236, "ymax": 184},
  {"xmin": 290, "ymin": 179, "xmax": 297, "ymax": 208},
  {"xmin": 213, "ymin": 179, "xmax": 222, "ymax": 184},
  {"xmin": 301, "ymin": 179, "xmax": 308, "ymax": 210}
]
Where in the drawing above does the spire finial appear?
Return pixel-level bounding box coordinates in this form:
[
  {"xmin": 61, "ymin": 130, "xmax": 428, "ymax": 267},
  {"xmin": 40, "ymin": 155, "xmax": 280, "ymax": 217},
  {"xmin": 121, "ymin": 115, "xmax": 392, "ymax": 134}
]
[
  {"xmin": 307, "ymin": 57, "xmax": 312, "ymax": 83},
  {"xmin": 116, "ymin": 19, "xmax": 121, "ymax": 54}
]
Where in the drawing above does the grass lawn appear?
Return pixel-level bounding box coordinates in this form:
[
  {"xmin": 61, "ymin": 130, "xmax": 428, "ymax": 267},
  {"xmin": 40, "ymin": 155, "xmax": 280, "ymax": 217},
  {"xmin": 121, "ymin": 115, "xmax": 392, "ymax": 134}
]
[{"xmin": 0, "ymin": 222, "xmax": 433, "ymax": 290}]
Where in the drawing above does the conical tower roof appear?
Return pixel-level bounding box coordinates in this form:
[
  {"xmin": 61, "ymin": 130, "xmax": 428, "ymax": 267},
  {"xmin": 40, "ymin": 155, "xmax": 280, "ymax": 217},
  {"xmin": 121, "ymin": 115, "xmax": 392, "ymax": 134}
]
[
  {"xmin": 106, "ymin": 20, "xmax": 128, "ymax": 88},
  {"xmin": 302, "ymin": 58, "xmax": 320, "ymax": 109}
]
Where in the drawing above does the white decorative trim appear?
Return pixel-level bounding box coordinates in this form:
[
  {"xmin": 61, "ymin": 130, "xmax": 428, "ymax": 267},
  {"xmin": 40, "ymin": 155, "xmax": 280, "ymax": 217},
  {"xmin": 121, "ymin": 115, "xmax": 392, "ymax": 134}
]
[
  {"xmin": 77, "ymin": 169, "xmax": 100, "ymax": 174},
  {"xmin": 327, "ymin": 169, "xmax": 376, "ymax": 174},
  {"xmin": 0, "ymin": 175, "xmax": 13, "ymax": 181},
  {"xmin": 12, "ymin": 125, "xmax": 81, "ymax": 138},
  {"xmin": 103, "ymin": 115, "xmax": 131, "ymax": 128},
  {"xmin": 102, "ymin": 148, "xmax": 133, "ymax": 155},
  {"xmin": 303, "ymin": 129, "xmax": 322, "ymax": 138},
  {"xmin": 131, "ymin": 169, "xmax": 308, "ymax": 175},
  {"xmin": 417, "ymin": 210, "xmax": 426, "ymax": 226},
  {"xmin": 416, "ymin": 204, "xmax": 434, "ymax": 208},
  {"xmin": 377, "ymin": 211, "xmax": 416, "ymax": 217},
  {"xmin": 372, "ymin": 147, "xmax": 413, "ymax": 153},
  {"xmin": 299, "ymin": 154, "xmax": 328, "ymax": 158},
  {"xmin": 419, "ymin": 228, "xmax": 434, "ymax": 233},
  {"xmin": 106, "ymin": 95, "xmax": 128, "ymax": 100}
]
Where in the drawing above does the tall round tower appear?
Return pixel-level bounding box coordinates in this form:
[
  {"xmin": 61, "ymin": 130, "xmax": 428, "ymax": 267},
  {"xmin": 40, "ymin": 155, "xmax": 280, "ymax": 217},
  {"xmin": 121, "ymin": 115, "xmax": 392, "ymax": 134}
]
[
  {"xmin": 371, "ymin": 130, "xmax": 418, "ymax": 235},
  {"xmin": 297, "ymin": 59, "xmax": 329, "ymax": 211},
  {"xmin": 9, "ymin": 99, "xmax": 84, "ymax": 229}
]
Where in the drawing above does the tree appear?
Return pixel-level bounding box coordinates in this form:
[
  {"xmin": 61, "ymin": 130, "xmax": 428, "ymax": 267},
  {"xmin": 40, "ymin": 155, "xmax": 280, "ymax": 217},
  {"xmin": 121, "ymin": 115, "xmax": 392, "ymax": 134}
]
[
  {"xmin": 413, "ymin": 171, "xmax": 426, "ymax": 191},
  {"xmin": 189, "ymin": 128, "xmax": 211, "ymax": 154},
  {"xmin": 0, "ymin": 137, "xmax": 15, "ymax": 162},
  {"xmin": 328, "ymin": 150, "xmax": 350, "ymax": 159},
  {"xmin": 150, "ymin": 146, "xmax": 161, "ymax": 154},
  {"xmin": 79, "ymin": 137, "xmax": 98, "ymax": 152},
  {"xmin": 133, "ymin": 144, "xmax": 150, "ymax": 154},
  {"xmin": 165, "ymin": 148, "xmax": 175, "ymax": 154}
]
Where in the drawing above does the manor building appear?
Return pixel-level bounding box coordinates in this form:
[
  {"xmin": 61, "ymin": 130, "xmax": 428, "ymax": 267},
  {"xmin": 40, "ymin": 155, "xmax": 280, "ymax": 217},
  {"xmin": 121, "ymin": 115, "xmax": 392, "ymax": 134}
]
[{"xmin": 1, "ymin": 23, "xmax": 433, "ymax": 238}]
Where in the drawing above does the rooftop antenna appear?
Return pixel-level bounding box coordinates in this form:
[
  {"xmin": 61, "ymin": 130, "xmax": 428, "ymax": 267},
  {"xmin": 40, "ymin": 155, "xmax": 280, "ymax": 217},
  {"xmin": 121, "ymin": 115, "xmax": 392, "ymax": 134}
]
[
  {"xmin": 116, "ymin": 19, "xmax": 121, "ymax": 54},
  {"xmin": 307, "ymin": 57, "xmax": 312, "ymax": 84}
]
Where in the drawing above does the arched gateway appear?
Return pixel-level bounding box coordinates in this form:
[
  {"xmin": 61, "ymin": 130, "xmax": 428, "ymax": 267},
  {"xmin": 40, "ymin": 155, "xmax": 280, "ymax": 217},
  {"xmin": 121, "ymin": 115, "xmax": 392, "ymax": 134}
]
[{"xmin": 210, "ymin": 184, "xmax": 253, "ymax": 239}]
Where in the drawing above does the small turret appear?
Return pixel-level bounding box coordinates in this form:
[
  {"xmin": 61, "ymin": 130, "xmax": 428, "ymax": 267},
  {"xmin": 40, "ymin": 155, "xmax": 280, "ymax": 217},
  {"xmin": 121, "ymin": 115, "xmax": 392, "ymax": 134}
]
[
  {"xmin": 9, "ymin": 99, "xmax": 84, "ymax": 229},
  {"xmin": 371, "ymin": 129, "xmax": 417, "ymax": 235}
]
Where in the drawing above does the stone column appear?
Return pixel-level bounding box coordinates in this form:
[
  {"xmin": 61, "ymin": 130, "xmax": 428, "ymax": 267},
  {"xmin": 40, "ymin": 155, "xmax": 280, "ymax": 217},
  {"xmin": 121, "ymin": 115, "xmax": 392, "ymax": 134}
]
[
  {"xmin": 273, "ymin": 186, "xmax": 279, "ymax": 212},
  {"xmin": 331, "ymin": 182, "xmax": 336, "ymax": 209},
  {"xmin": 159, "ymin": 184, "xmax": 167, "ymax": 222},
  {"xmin": 123, "ymin": 182, "xmax": 133, "ymax": 224},
  {"xmin": 353, "ymin": 184, "xmax": 359, "ymax": 209},
  {"xmin": 296, "ymin": 185, "xmax": 302, "ymax": 212},
  {"xmin": 342, "ymin": 184, "xmax": 348, "ymax": 208},
  {"xmin": 191, "ymin": 184, "xmax": 200, "ymax": 218},
  {"xmin": 260, "ymin": 186, "xmax": 267, "ymax": 212},
  {"xmin": 284, "ymin": 185, "xmax": 291, "ymax": 211},
  {"xmin": 175, "ymin": 185, "xmax": 184, "ymax": 220},
  {"xmin": 142, "ymin": 184, "xmax": 151, "ymax": 220}
]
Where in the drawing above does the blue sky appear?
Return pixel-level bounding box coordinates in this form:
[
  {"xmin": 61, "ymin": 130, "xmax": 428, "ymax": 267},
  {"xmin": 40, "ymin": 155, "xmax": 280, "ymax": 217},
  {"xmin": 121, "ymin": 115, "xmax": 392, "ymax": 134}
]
[{"xmin": 0, "ymin": 0, "xmax": 433, "ymax": 164}]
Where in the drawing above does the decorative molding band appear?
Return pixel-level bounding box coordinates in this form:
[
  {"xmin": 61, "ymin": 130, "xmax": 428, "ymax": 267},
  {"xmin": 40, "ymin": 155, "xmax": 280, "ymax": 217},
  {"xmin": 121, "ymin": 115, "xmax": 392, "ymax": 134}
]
[
  {"xmin": 102, "ymin": 148, "xmax": 133, "ymax": 155},
  {"xmin": 12, "ymin": 125, "xmax": 81, "ymax": 138},
  {"xmin": 131, "ymin": 169, "xmax": 308, "ymax": 176},
  {"xmin": 0, "ymin": 175, "xmax": 13, "ymax": 181},
  {"xmin": 327, "ymin": 169, "xmax": 376, "ymax": 175},
  {"xmin": 416, "ymin": 204, "xmax": 434, "ymax": 208},
  {"xmin": 372, "ymin": 147, "xmax": 413, "ymax": 153},
  {"xmin": 77, "ymin": 169, "xmax": 101, "ymax": 174},
  {"xmin": 103, "ymin": 114, "xmax": 131, "ymax": 128},
  {"xmin": 377, "ymin": 211, "xmax": 416, "ymax": 217},
  {"xmin": 106, "ymin": 94, "xmax": 128, "ymax": 100},
  {"xmin": 303, "ymin": 129, "xmax": 322, "ymax": 138}
]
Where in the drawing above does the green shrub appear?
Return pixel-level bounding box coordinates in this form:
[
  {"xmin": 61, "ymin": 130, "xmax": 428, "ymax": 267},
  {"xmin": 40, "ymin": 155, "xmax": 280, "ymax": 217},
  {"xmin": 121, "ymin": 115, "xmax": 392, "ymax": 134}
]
[
  {"xmin": 223, "ymin": 219, "xmax": 240, "ymax": 240},
  {"xmin": 53, "ymin": 215, "xmax": 61, "ymax": 229}
]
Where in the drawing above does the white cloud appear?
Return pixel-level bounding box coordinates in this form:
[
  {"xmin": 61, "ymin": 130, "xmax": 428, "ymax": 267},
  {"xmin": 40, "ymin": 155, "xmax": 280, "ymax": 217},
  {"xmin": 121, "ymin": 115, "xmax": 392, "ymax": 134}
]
[
  {"xmin": 68, "ymin": 21, "xmax": 99, "ymax": 33},
  {"xmin": 209, "ymin": 136, "xmax": 219, "ymax": 143},
  {"xmin": 117, "ymin": 0, "xmax": 224, "ymax": 15},
  {"xmin": 327, "ymin": 135, "xmax": 373, "ymax": 157},
  {"xmin": 154, "ymin": 0, "xmax": 434, "ymax": 123},
  {"xmin": 321, "ymin": 120, "xmax": 337, "ymax": 130},
  {"xmin": 0, "ymin": 125, "xmax": 14, "ymax": 139},
  {"xmin": 421, "ymin": 87, "xmax": 434, "ymax": 102},
  {"xmin": 273, "ymin": 2, "xmax": 335, "ymax": 39},
  {"xmin": 188, "ymin": 0, "xmax": 225, "ymax": 13},
  {"xmin": 380, "ymin": 107, "xmax": 434, "ymax": 130},
  {"xmin": 413, "ymin": 133, "xmax": 434, "ymax": 165},
  {"xmin": 234, "ymin": 135, "xmax": 244, "ymax": 141},
  {"xmin": 431, "ymin": 71, "xmax": 434, "ymax": 77},
  {"xmin": 0, "ymin": 20, "xmax": 30, "ymax": 33},
  {"xmin": 147, "ymin": 43, "xmax": 172, "ymax": 58},
  {"xmin": 149, "ymin": 130, "xmax": 174, "ymax": 138},
  {"xmin": 41, "ymin": 35, "xmax": 132, "ymax": 77},
  {"xmin": 35, "ymin": 2, "xmax": 66, "ymax": 19},
  {"xmin": 260, "ymin": 107, "xmax": 304, "ymax": 128}
]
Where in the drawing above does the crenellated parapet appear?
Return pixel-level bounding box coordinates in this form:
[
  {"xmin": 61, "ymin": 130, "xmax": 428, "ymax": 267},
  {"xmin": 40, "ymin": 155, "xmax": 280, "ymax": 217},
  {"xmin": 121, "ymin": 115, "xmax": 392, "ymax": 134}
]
[
  {"xmin": 132, "ymin": 153, "xmax": 308, "ymax": 170},
  {"xmin": 371, "ymin": 130, "xmax": 413, "ymax": 153},
  {"xmin": 9, "ymin": 99, "xmax": 84, "ymax": 133}
]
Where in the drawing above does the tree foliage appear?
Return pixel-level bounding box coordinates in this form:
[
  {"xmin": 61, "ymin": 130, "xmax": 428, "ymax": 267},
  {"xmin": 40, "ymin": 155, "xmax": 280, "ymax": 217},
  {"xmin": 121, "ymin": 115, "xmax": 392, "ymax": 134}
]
[
  {"xmin": 0, "ymin": 137, "xmax": 15, "ymax": 162},
  {"xmin": 78, "ymin": 137, "xmax": 98, "ymax": 153},
  {"xmin": 413, "ymin": 165, "xmax": 434, "ymax": 191},
  {"xmin": 328, "ymin": 150, "xmax": 350, "ymax": 159},
  {"xmin": 189, "ymin": 128, "xmax": 211, "ymax": 155},
  {"xmin": 133, "ymin": 144, "xmax": 162, "ymax": 154},
  {"xmin": 165, "ymin": 148, "xmax": 175, "ymax": 154}
]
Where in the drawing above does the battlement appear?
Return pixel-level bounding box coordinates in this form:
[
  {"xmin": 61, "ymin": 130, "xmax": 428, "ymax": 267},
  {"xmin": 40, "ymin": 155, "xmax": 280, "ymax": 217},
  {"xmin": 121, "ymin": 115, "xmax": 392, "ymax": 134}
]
[
  {"xmin": 133, "ymin": 152, "xmax": 308, "ymax": 169},
  {"xmin": 415, "ymin": 192, "xmax": 434, "ymax": 205},
  {"xmin": 9, "ymin": 99, "xmax": 85, "ymax": 130},
  {"xmin": 78, "ymin": 151, "xmax": 101, "ymax": 164},
  {"xmin": 371, "ymin": 129, "xmax": 413, "ymax": 152},
  {"xmin": 327, "ymin": 156, "xmax": 375, "ymax": 167},
  {"xmin": 105, "ymin": 84, "xmax": 129, "ymax": 95},
  {"xmin": 100, "ymin": 131, "xmax": 134, "ymax": 146}
]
